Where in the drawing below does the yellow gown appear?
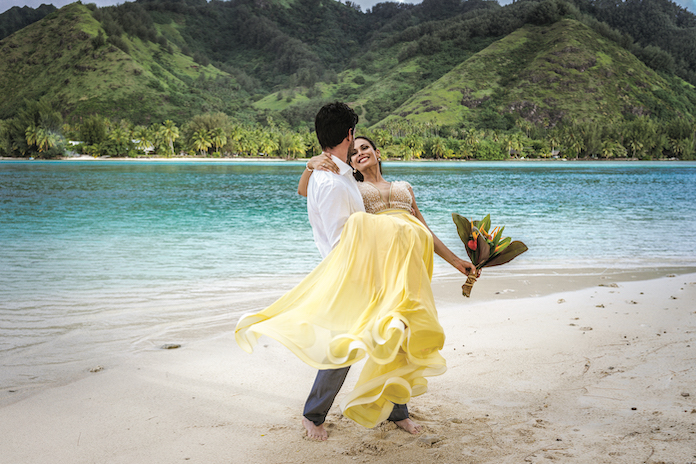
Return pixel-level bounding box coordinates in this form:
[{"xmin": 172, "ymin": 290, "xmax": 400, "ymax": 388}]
[{"xmin": 235, "ymin": 180, "xmax": 446, "ymax": 428}]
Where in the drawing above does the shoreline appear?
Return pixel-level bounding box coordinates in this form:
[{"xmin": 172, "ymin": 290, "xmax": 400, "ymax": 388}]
[
  {"xmin": 2, "ymin": 265, "xmax": 694, "ymax": 403},
  {"xmin": 2, "ymin": 267, "xmax": 695, "ymax": 462},
  {"xmin": 1, "ymin": 155, "xmax": 690, "ymax": 162}
]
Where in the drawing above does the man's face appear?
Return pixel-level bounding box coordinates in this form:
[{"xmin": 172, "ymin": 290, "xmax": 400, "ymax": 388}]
[{"xmin": 345, "ymin": 128, "xmax": 356, "ymax": 161}]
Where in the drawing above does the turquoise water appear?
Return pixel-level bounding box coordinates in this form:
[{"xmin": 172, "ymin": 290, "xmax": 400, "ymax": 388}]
[{"xmin": 1, "ymin": 160, "xmax": 696, "ymax": 391}]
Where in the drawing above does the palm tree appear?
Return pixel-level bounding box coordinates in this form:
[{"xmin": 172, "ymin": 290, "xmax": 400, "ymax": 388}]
[
  {"xmin": 191, "ymin": 129, "xmax": 212, "ymax": 156},
  {"xmin": 286, "ymin": 133, "xmax": 305, "ymax": 159},
  {"xmin": 510, "ymin": 133, "xmax": 525, "ymax": 158},
  {"xmin": 373, "ymin": 129, "xmax": 392, "ymax": 149},
  {"xmin": 26, "ymin": 126, "xmax": 58, "ymax": 154},
  {"xmin": 547, "ymin": 134, "xmax": 561, "ymax": 158},
  {"xmin": 626, "ymin": 139, "xmax": 644, "ymax": 159},
  {"xmin": 25, "ymin": 124, "xmax": 38, "ymax": 149},
  {"xmin": 257, "ymin": 130, "xmax": 279, "ymax": 156},
  {"xmin": 653, "ymin": 133, "xmax": 669, "ymax": 158},
  {"xmin": 227, "ymin": 125, "xmax": 245, "ymax": 155},
  {"xmin": 150, "ymin": 125, "xmax": 168, "ymax": 156},
  {"xmin": 464, "ymin": 130, "xmax": 480, "ymax": 149},
  {"xmin": 35, "ymin": 128, "xmax": 49, "ymax": 152},
  {"xmin": 133, "ymin": 126, "xmax": 152, "ymax": 154},
  {"xmin": 302, "ymin": 131, "xmax": 320, "ymax": 157},
  {"xmin": 446, "ymin": 137, "xmax": 463, "ymax": 159},
  {"xmin": 237, "ymin": 129, "xmax": 258, "ymax": 156},
  {"xmin": 462, "ymin": 130, "xmax": 481, "ymax": 158},
  {"xmin": 565, "ymin": 132, "xmax": 584, "ymax": 159},
  {"xmin": 401, "ymin": 134, "xmax": 424, "ymax": 160},
  {"xmin": 210, "ymin": 128, "xmax": 227, "ymax": 154},
  {"xmin": 161, "ymin": 120, "xmax": 179, "ymax": 157},
  {"xmin": 429, "ymin": 137, "xmax": 450, "ymax": 159},
  {"xmin": 670, "ymin": 138, "xmax": 694, "ymax": 159},
  {"xmin": 499, "ymin": 134, "xmax": 516, "ymax": 158},
  {"xmin": 108, "ymin": 125, "xmax": 131, "ymax": 156},
  {"xmin": 228, "ymin": 125, "xmax": 243, "ymax": 141},
  {"xmin": 601, "ymin": 140, "xmax": 618, "ymax": 159}
]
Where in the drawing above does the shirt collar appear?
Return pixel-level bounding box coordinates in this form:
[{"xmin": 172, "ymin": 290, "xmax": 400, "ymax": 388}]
[{"xmin": 329, "ymin": 154, "xmax": 353, "ymax": 177}]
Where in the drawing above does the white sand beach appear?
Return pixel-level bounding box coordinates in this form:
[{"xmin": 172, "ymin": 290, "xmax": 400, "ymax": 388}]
[{"xmin": 1, "ymin": 269, "xmax": 695, "ymax": 463}]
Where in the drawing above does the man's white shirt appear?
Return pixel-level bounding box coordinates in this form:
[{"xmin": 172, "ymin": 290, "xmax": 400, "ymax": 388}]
[{"xmin": 307, "ymin": 155, "xmax": 365, "ymax": 258}]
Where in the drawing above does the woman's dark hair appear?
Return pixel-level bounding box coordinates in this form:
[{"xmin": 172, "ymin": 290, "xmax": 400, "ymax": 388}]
[
  {"xmin": 314, "ymin": 102, "xmax": 358, "ymax": 150},
  {"xmin": 349, "ymin": 135, "xmax": 382, "ymax": 182}
]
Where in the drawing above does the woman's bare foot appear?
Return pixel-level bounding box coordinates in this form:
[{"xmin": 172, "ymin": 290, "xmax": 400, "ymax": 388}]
[
  {"xmin": 394, "ymin": 418, "xmax": 422, "ymax": 434},
  {"xmin": 302, "ymin": 417, "xmax": 328, "ymax": 441}
]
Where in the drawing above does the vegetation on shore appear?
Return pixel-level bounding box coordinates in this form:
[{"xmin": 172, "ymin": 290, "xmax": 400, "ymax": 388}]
[{"xmin": 3, "ymin": 102, "xmax": 694, "ymax": 161}]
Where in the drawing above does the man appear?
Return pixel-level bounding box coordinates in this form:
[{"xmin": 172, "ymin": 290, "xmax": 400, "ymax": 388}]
[{"xmin": 302, "ymin": 102, "xmax": 421, "ymax": 441}]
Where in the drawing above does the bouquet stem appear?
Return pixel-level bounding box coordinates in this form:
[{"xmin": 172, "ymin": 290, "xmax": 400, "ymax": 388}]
[{"xmin": 461, "ymin": 273, "xmax": 478, "ymax": 298}]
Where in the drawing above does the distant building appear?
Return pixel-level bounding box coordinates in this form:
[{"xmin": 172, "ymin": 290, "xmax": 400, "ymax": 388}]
[{"xmin": 132, "ymin": 139, "xmax": 154, "ymax": 154}]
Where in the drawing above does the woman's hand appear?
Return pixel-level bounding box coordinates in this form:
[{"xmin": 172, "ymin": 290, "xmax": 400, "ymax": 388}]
[
  {"xmin": 453, "ymin": 257, "xmax": 479, "ymax": 277},
  {"xmin": 307, "ymin": 153, "xmax": 339, "ymax": 174},
  {"xmin": 299, "ymin": 152, "xmax": 339, "ymax": 197}
]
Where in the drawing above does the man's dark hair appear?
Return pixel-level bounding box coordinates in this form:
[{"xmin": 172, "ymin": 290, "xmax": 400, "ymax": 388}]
[{"xmin": 315, "ymin": 102, "xmax": 358, "ymax": 150}]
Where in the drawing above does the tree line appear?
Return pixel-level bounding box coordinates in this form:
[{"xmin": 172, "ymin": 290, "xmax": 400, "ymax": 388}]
[
  {"xmin": 2, "ymin": 100, "xmax": 695, "ymax": 161},
  {"xmin": 0, "ymin": 4, "xmax": 56, "ymax": 41}
]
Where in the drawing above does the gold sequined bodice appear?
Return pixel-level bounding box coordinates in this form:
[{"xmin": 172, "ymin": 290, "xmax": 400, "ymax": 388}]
[{"xmin": 357, "ymin": 181, "xmax": 413, "ymax": 214}]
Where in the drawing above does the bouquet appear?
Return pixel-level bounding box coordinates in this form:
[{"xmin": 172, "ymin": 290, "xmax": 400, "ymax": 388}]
[{"xmin": 452, "ymin": 213, "xmax": 528, "ymax": 297}]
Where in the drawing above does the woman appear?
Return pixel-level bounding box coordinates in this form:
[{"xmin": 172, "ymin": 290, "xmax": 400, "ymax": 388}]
[
  {"xmin": 236, "ymin": 136, "xmax": 475, "ymax": 429},
  {"xmin": 298, "ymin": 136, "xmax": 475, "ymax": 276}
]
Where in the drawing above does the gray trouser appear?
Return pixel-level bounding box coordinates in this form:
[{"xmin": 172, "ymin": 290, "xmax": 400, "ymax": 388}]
[{"xmin": 303, "ymin": 367, "xmax": 409, "ymax": 426}]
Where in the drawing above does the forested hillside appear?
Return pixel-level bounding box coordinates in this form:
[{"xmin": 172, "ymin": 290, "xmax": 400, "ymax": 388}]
[
  {"xmin": 385, "ymin": 19, "xmax": 696, "ymax": 128},
  {"xmin": 1, "ymin": 0, "xmax": 696, "ymax": 161},
  {"xmin": 0, "ymin": 2, "xmax": 246, "ymax": 123},
  {"xmin": 573, "ymin": 0, "xmax": 696, "ymax": 84},
  {"xmin": 0, "ymin": 3, "xmax": 56, "ymax": 39}
]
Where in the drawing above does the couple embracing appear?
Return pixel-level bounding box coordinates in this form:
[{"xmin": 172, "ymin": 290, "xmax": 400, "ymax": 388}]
[{"xmin": 235, "ymin": 102, "xmax": 476, "ymax": 440}]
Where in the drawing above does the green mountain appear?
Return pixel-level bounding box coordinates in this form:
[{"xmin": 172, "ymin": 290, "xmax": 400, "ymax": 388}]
[
  {"xmin": 3, "ymin": 0, "xmax": 696, "ymax": 130},
  {"xmin": 0, "ymin": 3, "xmax": 56, "ymax": 40},
  {"xmin": 380, "ymin": 19, "xmax": 696, "ymax": 129},
  {"xmin": 0, "ymin": 2, "xmax": 247, "ymax": 125}
]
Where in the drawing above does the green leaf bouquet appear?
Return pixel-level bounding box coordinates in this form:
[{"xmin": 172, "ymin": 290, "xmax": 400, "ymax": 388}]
[{"xmin": 452, "ymin": 213, "xmax": 528, "ymax": 297}]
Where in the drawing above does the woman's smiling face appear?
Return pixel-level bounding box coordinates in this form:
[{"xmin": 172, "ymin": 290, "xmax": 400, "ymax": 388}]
[{"xmin": 351, "ymin": 138, "xmax": 379, "ymax": 172}]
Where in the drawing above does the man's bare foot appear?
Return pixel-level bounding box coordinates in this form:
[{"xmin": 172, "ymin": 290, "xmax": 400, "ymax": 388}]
[
  {"xmin": 302, "ymin": 417, "xmax": 328, "ymax": 441},
  {"xmin": 394, "ymin": 418, "xmax": 422, "ymax": 434}
]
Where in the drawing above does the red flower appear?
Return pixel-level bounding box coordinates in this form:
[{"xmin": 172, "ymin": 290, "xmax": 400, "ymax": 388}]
[{"xmin": 467, "ymin": 239, "xmax": 477, "ymax": 250}]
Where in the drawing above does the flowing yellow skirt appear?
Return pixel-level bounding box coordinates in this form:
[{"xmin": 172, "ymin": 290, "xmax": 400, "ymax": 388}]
[{"xmin": 235, "ymin": 210, "xmax": 447, "ymax": 428}]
